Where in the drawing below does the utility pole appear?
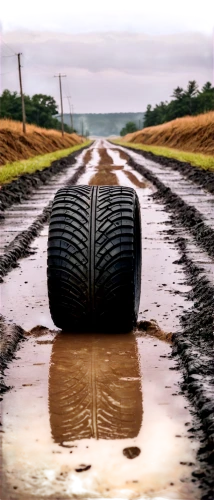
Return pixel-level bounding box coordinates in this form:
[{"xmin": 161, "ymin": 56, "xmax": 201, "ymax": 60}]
[
  {"xmin": 17, "ymin": 53, "xmax": 26, "ymax": 134},
  {"xmin": 54, "ymin": 74, "xmax": 66, "ymax": 136},
  {"xmin": 67, "ymin": 96, "xmax": 73, "ymax": 132}
]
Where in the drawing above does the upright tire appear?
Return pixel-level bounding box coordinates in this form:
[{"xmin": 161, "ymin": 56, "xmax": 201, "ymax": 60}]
[{"xmin": 47, "ymin": 185, "xmax": 141, "ymax": 332}]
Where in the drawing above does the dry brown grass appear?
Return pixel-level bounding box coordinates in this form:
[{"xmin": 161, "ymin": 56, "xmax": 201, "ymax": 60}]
[
  {"xmin": 0, "ymin": 118, "xmax": 83, "ymax": 166},
  {"xmin": 122, "ymin": 112, "xmax": 214, "ymax": 156}
]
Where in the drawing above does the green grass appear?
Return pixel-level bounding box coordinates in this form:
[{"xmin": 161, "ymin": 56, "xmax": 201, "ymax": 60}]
[
  {"xmin": 112, "ymin": 140, "xmax": 214, "ymax": 171},
  {"xmin": 0, "ymin": 141, "xmax": 92, "ymax": 185}
]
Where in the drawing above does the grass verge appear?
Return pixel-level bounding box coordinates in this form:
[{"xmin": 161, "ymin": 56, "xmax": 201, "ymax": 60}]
[
  {"xmin": 0, "ymin": 141, "xmax": 91, "ymax": 185},
  {"xmin": 113, "ymin": 140, "xmax": 214, "ymax": 171}
]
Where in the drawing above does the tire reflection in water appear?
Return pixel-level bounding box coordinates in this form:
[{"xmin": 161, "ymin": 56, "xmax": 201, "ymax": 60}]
[{"xmin": 49, "ymin": 332, "xmax": 142, "ymax": 443}]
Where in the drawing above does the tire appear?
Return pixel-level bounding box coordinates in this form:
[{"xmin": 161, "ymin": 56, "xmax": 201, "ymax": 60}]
[{"xmin": 47, "ymin": 185, "xmax": 141, "ymax": 332}]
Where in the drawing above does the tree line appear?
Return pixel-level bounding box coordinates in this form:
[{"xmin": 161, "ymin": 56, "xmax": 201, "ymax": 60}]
[
  {"xmin": 120, "ymin": 81, "xmax": 214, "ymax": 135},
  {"xmin": 144, "ymin": 81, "xmax": 214, "ymax": 127},
  {"xmin": 0, "ymin": 90, "xmax": 74, "ymax": 133}
]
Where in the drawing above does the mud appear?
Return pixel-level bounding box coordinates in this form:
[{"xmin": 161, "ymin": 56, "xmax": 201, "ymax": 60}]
[
  {"xmin": 0, "ymin": 164, "xmax": 87, "ymax": 281},
  {"xmin": 137, "ymin": 319, "xmax": 172, "ymax": 343},
  {"xmin": 89, "ymin": 146, "xmax": 146, "ymax": 187},
  {"xmin": 1, "ymin": 328, "xmax": 200, "ymax": 499},
  {"xmin": 113, "ymin": 142, "xmax": 214, "ymax": 499},
  {"xmin": 120, "ymin": 144, "xmax": 214, "ymax": 195},
  {"xmin": 0, "ymin": 315, "xmax": 25, "ymax": 394},
  {"xmin": 124, "ymin": 170, "xmax": 147, "ymax": 188},
  {"xmin": 127, "ymin": 156, "xmax": 214, "ymax": 259},
  {"xmin": 171, "ymin": 238, "xmax": 214, "ymax": 499},
  {"xmin": 113, "ymin": 148, "xmax": 130, "ymax": 162},
  {"xmin": 0, "ymin": 145, "xmax": 89, "ymax": 214},
  {"xmin": 83, "ymin": 148, "xmax": 93, "ymax": 164},
  {"xmin": 1, "ymin": 140, "xmax": 214, "ymax": 499},
  {"xmin": 89, "ymin": 145, "xmax": 119, "ymax": 185}
]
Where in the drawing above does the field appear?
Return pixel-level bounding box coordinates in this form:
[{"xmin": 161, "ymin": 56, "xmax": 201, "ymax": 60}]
[
  {"xmin": 119, "ymin": 112, "xmax": 214, "ymax": 169},
  {"xmin": 0, "ymin": 119, "xmax": 84, "ymax": 166}
]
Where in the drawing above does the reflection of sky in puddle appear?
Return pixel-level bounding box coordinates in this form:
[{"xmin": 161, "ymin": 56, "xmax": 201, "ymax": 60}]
[{"xmin": 2, "ymin": 330, "xmax": 199, "ymax": 499}]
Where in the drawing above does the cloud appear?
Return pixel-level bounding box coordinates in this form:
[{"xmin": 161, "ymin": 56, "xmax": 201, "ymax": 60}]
[
  {"xmin": 4, "ymin": 31, "xmax": 212, "ymax": 74},
  {"xmin": 1, "ymin": 31, "xmax": 213, "ymax": 112},
  {"xmin": 1, "ymin": 0, "xmax": 214, "ymax": 34}
]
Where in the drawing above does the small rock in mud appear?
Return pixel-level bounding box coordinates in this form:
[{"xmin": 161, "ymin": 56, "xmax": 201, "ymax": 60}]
[
  {"xmin": 60, "ymin": 442, "xmax": 77, "ymax": 448},
  {"xmin": 123, "ymin": 447, "xmax": 141, "ymax": 459},
  {"xmin": 75, "ymin": 464, "xmax": 91, "ymax": 472},
  {"xmin": 137, "ymin": 319, "xmax": 172, "ymax": 342},
  {"xmin": 26, "ymin": 325, "xmax": 50, "ymax": 337}
]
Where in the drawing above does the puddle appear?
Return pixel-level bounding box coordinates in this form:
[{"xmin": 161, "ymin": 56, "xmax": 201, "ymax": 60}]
[{"xmin": 1, "ymin": 329, "xmax": 199, "ymax": 499}]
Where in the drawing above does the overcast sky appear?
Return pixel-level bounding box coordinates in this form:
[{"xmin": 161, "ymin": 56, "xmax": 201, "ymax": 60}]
[{"xmin": 1, "ymin": 0, "xmax": 213, "ymax": 113}]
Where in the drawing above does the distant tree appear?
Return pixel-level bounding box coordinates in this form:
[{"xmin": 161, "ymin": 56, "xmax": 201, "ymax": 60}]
[
  {"xmin": 197, "ymin": 82, "xmax": 214, "ymax": 113},
  {"xmin": 142, "ymin": 81, "xmax": 214, "ymax": 127},
  {"xmin": 0, "ymin": 89, "xmax": 74, "ymax": 133},
  {"xmin": 172, "ymin": 86, "xmax": 184, "ymax": 100},
  {"xmin": 184, "ymin": 80, "xmax": 199, "ymax": 115},
  {"xmin": 120, "ymin": 121, "xmax": 138, "ymax": 136},
  {"xmin": 144, "ymin": 104, "xmax": 153, "ymax": 127}
]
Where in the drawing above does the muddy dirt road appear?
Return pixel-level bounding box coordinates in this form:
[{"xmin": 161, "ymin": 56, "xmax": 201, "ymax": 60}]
[{"xmin": 0, "ymin": 140, "xmax": 213, "ymax": 500}]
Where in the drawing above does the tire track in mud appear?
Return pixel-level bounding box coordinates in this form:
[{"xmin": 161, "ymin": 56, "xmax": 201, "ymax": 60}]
[
  {"xmin": 88, "ymin": 147, "xmax": 119, "ymax": 185},
  {"xmin": 0, "ymin": 163, "xmax": 86, "ymax": 281},
  {"xmin": 0, "ymin": 145, "xmax": 98, "ymax": 397},
  {"xmin": 112, "ymin": 143, "xmax": 214, "ymax": 499},
  {"xmin": 121, "ymin": 145, "xmax": 214, "ymax": 195},
  {"xmin": 0, "ymin": 315, "xmax": 25, "ymax": 394},
  {"xmin": 0, "ymin": 146, "xmax": 90, "ymax": 214},
  {"xmin": 126, "ymin": 155, "xmax": 214, "ymax": 259}
]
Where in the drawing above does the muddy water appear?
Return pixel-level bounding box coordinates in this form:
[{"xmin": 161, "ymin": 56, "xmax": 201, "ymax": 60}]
[
  {"xmin": 2, "ymin": 329, "xmax": 199, "ymax": 500},
  {"xmin": 1, "ymin": 140, "xmax": 201, "ymax": 499}
]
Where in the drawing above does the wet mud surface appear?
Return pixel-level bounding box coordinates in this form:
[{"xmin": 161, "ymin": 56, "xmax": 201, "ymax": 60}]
[
  {"xmin": 126, "ymin": 156, "xmax": 214, "ymax": 259},
  {"xmin": 113, "ymin": 143, "xmax": 214, "ymax": 499},
  {"xmin": 0, "ymin": 168, "xmax": 86, "ymax": 281},
  {"xmin": 89, "ymin": 146, "xmax": 120, "ymax": 185},
  {"xmin": 0, "ymin": 145, "xmax": 90, "ymax": 214},
  {"xmin": 120, "ymin": 145, "xmax": 214, "ymax": 195},
  {"xmin": 1, "ymin": 139, "xmax": 214, "ymax": 499}
]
